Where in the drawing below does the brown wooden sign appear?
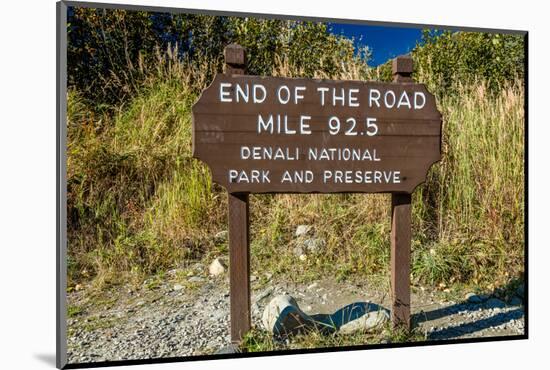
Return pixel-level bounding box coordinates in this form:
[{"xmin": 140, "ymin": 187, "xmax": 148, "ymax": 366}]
[
  {"xmin": 192, "ymin": 75, "xmax": 441, "ymax": 194},
  {"xmin": 192, "ymin": 44, "xmax": 442, "ymax": 344}
]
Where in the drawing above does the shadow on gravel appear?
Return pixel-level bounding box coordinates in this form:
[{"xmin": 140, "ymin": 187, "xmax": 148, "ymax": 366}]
[
  {"xmin": 413, "ymin": 303, "xmax": 466, "ymax": 324},
  {"xmin": 425, "ymin": 308, "xmax": 524, "ymax": 340},
  {"xmin": 412, "ymin": 278, "xmax": 525, "ymax": 340},
  {"xmin": 412, "ymin": 302, "xmax": 524, "ymax": 340}
]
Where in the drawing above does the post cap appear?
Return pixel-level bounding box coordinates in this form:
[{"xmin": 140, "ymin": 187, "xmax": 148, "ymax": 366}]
[
  {"xmin": 224, "ymin": 44, "xmax": 246, "ymax": 66},
  {"xmin": 392, "ymin": 55, "xmax": 413, "ymax": 76}
]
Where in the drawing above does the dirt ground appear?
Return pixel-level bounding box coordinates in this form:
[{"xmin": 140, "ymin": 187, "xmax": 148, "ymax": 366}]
[{"xmin": 66, "ymin": 266, "xmax": 525, "ymax": 365}]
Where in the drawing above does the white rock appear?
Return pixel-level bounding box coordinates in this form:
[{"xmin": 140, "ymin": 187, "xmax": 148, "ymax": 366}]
[
  {"xmin": 465, "ymin": 292, "xmax": 482, "ymax": 304},
  {"xmin": 303, "ymin": 238, "xmax": 326, "ymax": 253},
  {"xmin": 209, "ymin": 258, "xmax": 226, "ymax": 276},
  {"xmin": 173, "ymin": 284, "xmax": 184, "ymax": 291},
  {"xmin": 214, "ymin": 230, "xmax": 228, "ymax": 242},
  {"xmin": 338, "ymin": 310, "xmax": 389, "ymax": 334},
  {"xmin": 262, "ymin": 295, "xmax": 313, "ymax": 337},
  {"xmin": 295, "ymin": 225, "xmax": 312, "ymax": 237},
  {"xmin": 292, "ymin": 246, "xmax": 304, "ymax": 256},
  {"xmin": 299, "ymin": 254, "xmax": 307, "ymax": 261},
  {"xmin": 307, "ymin": 282, "xmax": 318, "ymax": 290}
]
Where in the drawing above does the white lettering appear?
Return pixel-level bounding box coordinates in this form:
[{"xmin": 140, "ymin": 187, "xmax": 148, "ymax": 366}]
[
  {"xmin": 320, "ymin": 170, "xmax": 401, "ymax": 184},
  {"xmin": 235, "ymin": 84, "xmax": 249, "ymax": 103},
  {"xmin": 333, "ymin": 88, "xmax": 345, "ymax": 106},
  {"xmin": 219, "ymin": 82, "xmax": 232, "ymax": 102},
  {"xmin": 295, "ymin": 86, "xmax": 306, "ymax": 104},
  {"xmin": 397, "ymin": 91, "xmax": 411, "ymax": 109},
  {"xmin": 317, "ymin": 87, "xmax": 329, "ymax": 106},
  {"xmin": 253, "ymin": 84, "xmax": 267, "ymax": 103},
  {"xmin": 384, "ymin": 90, "xmax": 396, "ymax": 108},
  {"xmin": 349, "ymin": 88, "xmax": 360, "ymax": 107},
  {"xmin": 414, "ymin": 92, "xmax": 426, "ymax": 109},
  {"xmin": 300, "ymin": 115, "xmax": 312, "ymax": 134},
  {"xmin": 240, "ymin": 146, "xmax": 250, "ymax": 159},
  {"xmin": 369, "ymin": 89, "xmax": 381, "ymax": 107},
  {"xmin": 277, "ymin": 85, "xmax": 291, "ymax": 104},
  {"xmin": 228, "ymin": 170, "xmax": 270, "ymax": 183},
  {"xmin": 258, "ymin": 114, "xmax": 273, "ymax": 134}
]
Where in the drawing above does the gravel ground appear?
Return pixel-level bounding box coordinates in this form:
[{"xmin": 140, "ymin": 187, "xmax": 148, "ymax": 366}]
[{"xmin": 66, "ymin": 269, "xmax": 525, "ymax": 365}]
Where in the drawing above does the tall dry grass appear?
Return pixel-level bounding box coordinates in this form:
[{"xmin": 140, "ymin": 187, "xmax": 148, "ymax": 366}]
[
  {"xmin": 410, "ymin": 80, "xmax": 524, "ymax": 286},
  {"xmin": 67, "ymin": 49, "xmax": 524, "ymax": 290}
]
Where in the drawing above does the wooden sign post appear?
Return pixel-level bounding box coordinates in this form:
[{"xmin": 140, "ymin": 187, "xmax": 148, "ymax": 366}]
[
  {"xmin": 224, "ymin": 44, "xmax": 252, "ymax": 343},
  {"xmin": 391, "ymin": 56, "xmax": 414, "ymax": 329},
  {"xmin": 192, "ymin": 44, "xmax": 442, "ymax": 343}
]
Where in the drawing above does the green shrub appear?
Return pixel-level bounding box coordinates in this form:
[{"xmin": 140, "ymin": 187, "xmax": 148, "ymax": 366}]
[
  {"xmin": 68, "ymin": 7, "xmax": 368, "ymax": 108},
  {"xmin": 414, "ymin": 30, "xmax": 524, "ymax": 95},
  {"xmin": 369, "ymin": 30, "xmax": 525, "ymax": 96},
  {"xmin": 66, "ymin": 8, "xmax": 524, "ymax": 290}
]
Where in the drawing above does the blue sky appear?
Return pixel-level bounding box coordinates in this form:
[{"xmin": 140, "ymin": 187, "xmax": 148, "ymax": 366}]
[{"xmin": 328, "ymin": 23, "xmax": 425, "ymax": 66}]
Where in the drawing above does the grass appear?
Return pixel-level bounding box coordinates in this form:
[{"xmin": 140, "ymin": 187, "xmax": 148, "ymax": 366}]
[
  {"xmin": 241, "ymin": 323, "xmax": 426, "ymax": 353},
  {"xmin": 67, "ymin": 305, "xmax": 83, "ymax": 318},
  {"xmin": 66, "ymin": 46, "xmax": 524, "ymax": 293},
  {"xmin": 77, "ymin": 316, "xmax": 122, "ymax": 333}
]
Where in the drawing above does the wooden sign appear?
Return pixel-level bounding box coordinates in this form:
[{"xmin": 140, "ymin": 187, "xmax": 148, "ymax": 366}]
[
  {"xmin": 192, "ymin": 76, "xmax": 441, "ymax": 194},
  {"xmin": 192, "ymin": 44, "xmax": 442, "ymax": 344}
]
